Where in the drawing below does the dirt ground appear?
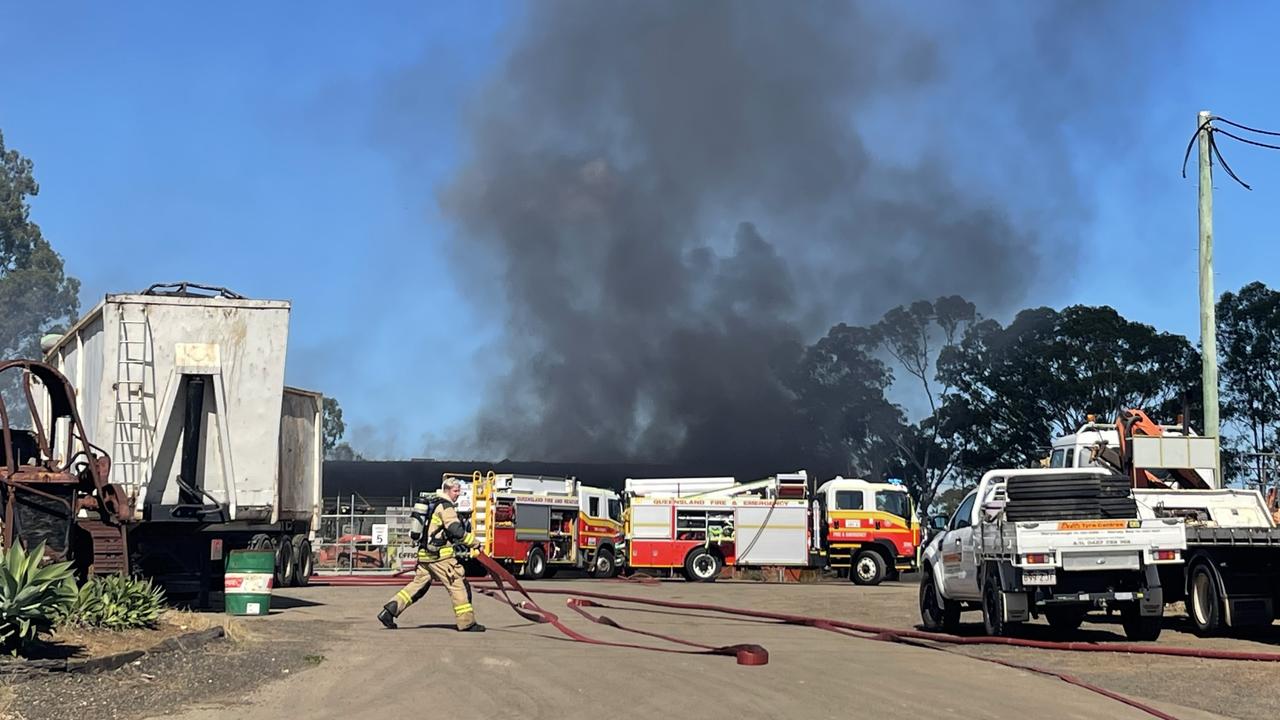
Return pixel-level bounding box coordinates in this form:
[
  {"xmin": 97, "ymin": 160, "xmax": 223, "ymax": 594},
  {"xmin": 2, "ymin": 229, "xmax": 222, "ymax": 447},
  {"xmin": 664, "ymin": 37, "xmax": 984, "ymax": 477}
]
[{"xmin": 6, "ymin": 575, "xmax": 1277, "ymax": 720}]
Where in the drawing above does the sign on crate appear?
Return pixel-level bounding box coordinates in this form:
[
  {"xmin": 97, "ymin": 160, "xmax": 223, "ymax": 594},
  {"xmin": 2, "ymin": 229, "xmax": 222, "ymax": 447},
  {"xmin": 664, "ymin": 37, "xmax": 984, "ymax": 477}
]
[{"xmin": 371, "ymin": 524, "xmax": 389, "ymax": 546}]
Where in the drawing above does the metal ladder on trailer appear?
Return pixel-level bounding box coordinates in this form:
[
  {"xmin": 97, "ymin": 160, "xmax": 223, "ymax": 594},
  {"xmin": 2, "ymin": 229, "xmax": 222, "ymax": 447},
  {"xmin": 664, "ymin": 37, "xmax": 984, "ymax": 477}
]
[{"xmin": 113, "ymin": 314, "xmax": 153, "ymax": 502}]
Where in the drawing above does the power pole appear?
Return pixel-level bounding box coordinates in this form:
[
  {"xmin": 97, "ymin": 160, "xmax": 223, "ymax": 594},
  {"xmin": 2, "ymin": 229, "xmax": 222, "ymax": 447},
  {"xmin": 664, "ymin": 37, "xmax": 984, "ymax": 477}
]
[{"xmin": 1198, "ymin": 110, "xmax": 1220, "ymax": 443}]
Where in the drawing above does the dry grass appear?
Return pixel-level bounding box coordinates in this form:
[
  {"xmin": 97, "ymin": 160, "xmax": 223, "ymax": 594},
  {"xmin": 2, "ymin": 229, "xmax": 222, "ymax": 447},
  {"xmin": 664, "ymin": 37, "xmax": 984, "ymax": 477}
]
[{"xmin": 32, "ymin": 608, "xmax": 228, "ymax": 661}]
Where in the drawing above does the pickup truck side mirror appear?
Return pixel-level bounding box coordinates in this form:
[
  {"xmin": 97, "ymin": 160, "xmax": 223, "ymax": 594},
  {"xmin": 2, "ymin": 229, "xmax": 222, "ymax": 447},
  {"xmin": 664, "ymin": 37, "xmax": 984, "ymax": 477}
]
[{"xmin": 929, "ymin": 515, "xmax": 949, "ymax": 532}]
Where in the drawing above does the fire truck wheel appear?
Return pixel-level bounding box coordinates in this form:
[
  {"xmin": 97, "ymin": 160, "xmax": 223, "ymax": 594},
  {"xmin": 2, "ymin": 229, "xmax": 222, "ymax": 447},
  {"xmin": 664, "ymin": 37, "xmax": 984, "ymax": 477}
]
[
  {"xmin": 851, "ymin": 550, "xmax": 886, "ymax": 586},
  {"xmin": 524, "ymin": 546, "xmax": 548, "ymax": 580},
  {"xmin": 593, "ymin": 549, "xmax": 618, "ymax": 579},
  {"xmin": 683, "ymin": 548, "xmax": 722, "ymax": 582}
]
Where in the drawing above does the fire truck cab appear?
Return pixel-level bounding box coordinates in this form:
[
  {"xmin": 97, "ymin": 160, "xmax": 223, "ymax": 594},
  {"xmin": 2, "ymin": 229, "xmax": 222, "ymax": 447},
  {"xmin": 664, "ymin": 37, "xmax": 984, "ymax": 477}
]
[
  {"xmin": 463, "ymin": 472, "xmax": 624, "ymax": 580},
  {"xmin": 813, "ymin": 477, "xmax": 921, "ymax": 585}
]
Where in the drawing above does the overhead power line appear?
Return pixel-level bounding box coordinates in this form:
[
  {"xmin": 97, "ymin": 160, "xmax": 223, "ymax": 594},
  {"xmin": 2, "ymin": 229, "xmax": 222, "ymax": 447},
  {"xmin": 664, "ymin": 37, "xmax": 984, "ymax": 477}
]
[{"xmin": 1182, "ymin": 114, "xmax": 1280, "ymax": 191}]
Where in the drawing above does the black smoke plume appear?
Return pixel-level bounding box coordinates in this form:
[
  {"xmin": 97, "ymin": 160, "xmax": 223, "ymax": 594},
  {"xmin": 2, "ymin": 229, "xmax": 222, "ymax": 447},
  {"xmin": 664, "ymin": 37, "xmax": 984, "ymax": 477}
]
[{"xmin": 435, "ymin": 1, "xmax": 1181, "ymax": 473}]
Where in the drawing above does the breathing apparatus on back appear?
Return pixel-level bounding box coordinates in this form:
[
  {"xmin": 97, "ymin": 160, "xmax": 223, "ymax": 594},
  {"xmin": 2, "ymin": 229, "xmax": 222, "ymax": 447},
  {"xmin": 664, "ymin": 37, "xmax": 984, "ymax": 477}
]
[
  {"xmin": 409, "ymin": 492, "xmax": 442, "ymax": 546},
  {"xmin": 409, "ymin": 491, "xmax": 473, "ymax": 559}
]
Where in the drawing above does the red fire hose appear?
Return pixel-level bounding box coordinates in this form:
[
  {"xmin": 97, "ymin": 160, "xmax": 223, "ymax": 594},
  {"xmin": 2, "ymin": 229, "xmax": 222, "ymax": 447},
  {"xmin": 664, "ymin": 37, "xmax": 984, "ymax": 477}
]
[{"xmin": 318, "ymin": 558, "xmax": 1280, "ymax": 720}]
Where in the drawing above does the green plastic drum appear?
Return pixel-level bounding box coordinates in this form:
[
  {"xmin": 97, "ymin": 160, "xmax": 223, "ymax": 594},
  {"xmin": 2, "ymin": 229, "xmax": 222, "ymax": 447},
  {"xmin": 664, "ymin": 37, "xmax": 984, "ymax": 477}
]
[{"xmin": 224, "ymin": 549, "xmax": 274, "ymax": 616}]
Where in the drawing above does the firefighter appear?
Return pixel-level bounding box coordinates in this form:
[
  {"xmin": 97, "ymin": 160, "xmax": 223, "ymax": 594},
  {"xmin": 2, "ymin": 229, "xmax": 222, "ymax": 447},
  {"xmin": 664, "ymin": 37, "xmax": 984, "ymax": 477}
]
[{"xmin": 377, "ymin": 478, "xmax": 485, "ymax": 632}]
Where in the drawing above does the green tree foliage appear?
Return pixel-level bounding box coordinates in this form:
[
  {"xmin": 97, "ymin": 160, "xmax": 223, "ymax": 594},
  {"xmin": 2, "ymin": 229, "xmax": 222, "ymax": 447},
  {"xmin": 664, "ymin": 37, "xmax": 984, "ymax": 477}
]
[
  {"xmin": 937, "ymin": 305, "xmax": 1200, "ymax": 476},
  {"xmin": 788, "ymin": 323, "xmax": 900, "ymax": 479},
  {"xmin": 322, "ymin": 396, "xmax": 366, "ymax": 461},
  {"xmin": 322, "ymin": 396, "xmax": 345, "ymax": 456},
  {"xmin": 1217, "ymin": 281, "xmax": 1280, "ymax": 486},
  {"xmin": 0, "ymin": 130, "xmax": 80, "ymax": 372},
  {"xmin": 873, "ymin": 296, "xmax": 977, "ymax": 515}
]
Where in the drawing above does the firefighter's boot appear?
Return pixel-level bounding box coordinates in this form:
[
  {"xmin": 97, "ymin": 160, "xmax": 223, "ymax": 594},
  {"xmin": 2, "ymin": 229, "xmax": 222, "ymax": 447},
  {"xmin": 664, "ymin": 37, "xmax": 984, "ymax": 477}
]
[
  {"xmin": 459, "ymin": 622, "xmax": 486, "ymax": 633},
  {"xmin": 377, "ymin": 601, "xmax": 398, "ymax": 629}
]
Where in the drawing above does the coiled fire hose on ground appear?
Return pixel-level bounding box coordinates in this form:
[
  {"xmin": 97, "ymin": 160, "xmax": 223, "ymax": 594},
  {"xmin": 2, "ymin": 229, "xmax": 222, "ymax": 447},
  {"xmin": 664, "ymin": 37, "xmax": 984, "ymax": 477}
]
[{"xmin": 321, "ymin": 555, "xmax": 1280, "ymax": 720}]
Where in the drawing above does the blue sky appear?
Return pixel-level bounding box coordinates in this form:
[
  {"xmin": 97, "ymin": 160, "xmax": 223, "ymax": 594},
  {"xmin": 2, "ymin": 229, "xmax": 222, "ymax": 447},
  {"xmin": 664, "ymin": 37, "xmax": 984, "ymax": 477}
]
[{"xmin": 4, "ymin": 2, "xmax": 1280, "ymax": 458}]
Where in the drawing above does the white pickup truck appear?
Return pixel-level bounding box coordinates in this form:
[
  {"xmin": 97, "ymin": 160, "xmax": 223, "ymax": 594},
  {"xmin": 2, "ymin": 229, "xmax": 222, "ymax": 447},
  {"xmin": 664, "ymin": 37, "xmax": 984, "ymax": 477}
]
[{"xmin": 919, "ymin": 468, "xmax": 1186, "ymax": 640}]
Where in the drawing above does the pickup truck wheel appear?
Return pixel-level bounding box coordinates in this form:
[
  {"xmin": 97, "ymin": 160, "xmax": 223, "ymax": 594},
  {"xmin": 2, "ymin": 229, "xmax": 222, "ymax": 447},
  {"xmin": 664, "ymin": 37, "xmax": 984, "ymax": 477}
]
[
  {"xmin": 981, "ymin": 574, "xmax": 1014, "ymax": 637},
  {"xmin": 1122, "ymin": 605, "xmax": 1162, "ymax": 641},
  {"xmin": 524, "ymin": 547, "xmax": 548, "ymax": 580},
  {"xmin": 1189, "ymin": 564, "xmax": 1222, "ymax": 635},
  {"xmin": 851, "ymin": 551, "xmax": 887, "ymax": 586},
  {"xmin": 919, "ymin": 572, "xmax": 961, "ymax": 633},
  {"xmin": 1044, "ymin": 608, "xmax": 1086, "ymax": 633},
  {"xmin": 684, "ymin": 547, "xmax": 722, "ymax": 582}
]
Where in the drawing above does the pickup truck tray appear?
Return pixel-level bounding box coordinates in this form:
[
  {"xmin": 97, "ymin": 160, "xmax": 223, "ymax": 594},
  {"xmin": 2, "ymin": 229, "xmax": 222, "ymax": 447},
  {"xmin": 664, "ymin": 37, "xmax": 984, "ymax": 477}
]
[{"xmin": 1186, "ymin": 526, "xmax": 1280, "ymax": 546}]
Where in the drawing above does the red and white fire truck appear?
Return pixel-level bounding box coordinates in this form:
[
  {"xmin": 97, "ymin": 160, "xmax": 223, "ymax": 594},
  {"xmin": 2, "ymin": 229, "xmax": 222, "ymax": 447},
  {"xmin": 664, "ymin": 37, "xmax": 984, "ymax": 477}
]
[
  {"xmin": 458, "ymin": 472, "xmax": 625, "ymax": 579},
  {"xmin": 622, "ymin": 471, "xmax": 920, "ymax": 584}
]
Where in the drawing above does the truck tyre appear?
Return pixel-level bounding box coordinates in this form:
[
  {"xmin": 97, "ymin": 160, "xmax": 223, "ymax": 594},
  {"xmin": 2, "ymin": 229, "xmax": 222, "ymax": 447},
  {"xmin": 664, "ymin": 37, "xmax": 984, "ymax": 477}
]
[
  {"xmin": 592, "ymin": 548, "xmax": 617, "ymax": 579},
  {"xmin": 1189, "ymin": 563, "xmax": 1223, "ymax": 635},
  {"xmin": 524, "ymin": 546, "xmax": 548, "ymax": 580},
  {"xmin": 1122, "ymin": 605, "xmax": 1162, "ymax": 641},
  {"xmin": 684, "ymin": 547, "xmax": 722, "ymax": 582},
  {"xmin": 851, "ymin": 550, "xmax": 887, "ymax": 586},
  {"xmin": 291, "ymin": 535, "xmax": 313, "ymax": 587},
  {"xmin": 249, "ymin": 533, "xmax": 273, "ymax": 551},
  {"xmin": 981, "ymin": 572, "xmax": 1017, "ymax": 637},
  {"xmin": 274, "ymin": 537, "xmax": 294, "ymax": 588},
  {"xmin": 1045, "ymin": 608, "xmax": 1087, "ymax": 633},
  {"xmin": 919, "ymin": 570, "xmax": 960, "ymax": 633}
]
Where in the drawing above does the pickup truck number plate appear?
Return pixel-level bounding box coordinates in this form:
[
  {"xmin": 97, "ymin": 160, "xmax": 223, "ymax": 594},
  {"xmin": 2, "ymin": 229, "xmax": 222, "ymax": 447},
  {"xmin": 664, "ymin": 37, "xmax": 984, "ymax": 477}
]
[{"xmin": 1022, "ymin": 569, "xmax": 1056, "ymax": 586}]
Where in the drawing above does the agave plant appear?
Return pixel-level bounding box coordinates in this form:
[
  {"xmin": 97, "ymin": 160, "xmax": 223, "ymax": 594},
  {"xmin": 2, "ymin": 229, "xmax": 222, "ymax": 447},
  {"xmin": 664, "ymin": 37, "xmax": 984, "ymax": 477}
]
[
  {"xmin": 0, "ymin": 541, "xmax": 76, "ymax": 655},
  {"xmin": 60, "ymin": 574, "xmax": 166, "ymax": 630}
]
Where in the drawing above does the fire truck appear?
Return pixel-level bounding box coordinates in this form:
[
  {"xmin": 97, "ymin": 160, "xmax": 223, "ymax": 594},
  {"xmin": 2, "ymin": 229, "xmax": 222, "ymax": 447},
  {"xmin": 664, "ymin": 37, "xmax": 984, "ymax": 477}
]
[
  {"xmin": 621, "ymin": 471, "xmax": 920, "ymax": 584},
  {"xmin": 459, "ymin": 472, "xmax": 624, "ymax": 580}
]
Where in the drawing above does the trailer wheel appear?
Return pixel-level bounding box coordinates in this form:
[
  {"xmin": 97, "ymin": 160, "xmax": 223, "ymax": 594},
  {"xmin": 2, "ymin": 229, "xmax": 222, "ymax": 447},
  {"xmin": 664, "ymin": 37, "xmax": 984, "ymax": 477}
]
[
  {"xmin": 249, "ymin": 533, "xmax": 273, "ymax": 551},
  {"xmin": 1189, "ymin": 563, "xmax": 1223, "ymax": 635},
  {"xmin": 918, "ymin": 569, "xmax": 960, "ymax": 633},
  {"xmin": 1122, "ymin": 605, "xmax": 1162, "ymax": 641},
  {"xmin": 683, "ymin": 547, "xmax": 722, "ymax": 582},
  {"xmin": 851, "ymin": 550, "xmax": 886, "ymax": 586},
  {"xmin": 274, "ymin": 537, "xmax": 294, "ymax": 588},
  {"xmin": 524, "ymin": 546, "xmax": 548, "ymax": 580},
  {"xmin": 291, "ymin": 536, "xmax": 313, "ymax": 587}
]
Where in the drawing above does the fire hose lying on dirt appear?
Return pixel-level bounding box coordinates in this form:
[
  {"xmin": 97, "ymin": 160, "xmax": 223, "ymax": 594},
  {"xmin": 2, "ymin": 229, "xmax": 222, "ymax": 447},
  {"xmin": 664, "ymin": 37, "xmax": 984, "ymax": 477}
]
[{"xmin": 322, "ymin": 554, "xmax": 1280, "ymax": 720}]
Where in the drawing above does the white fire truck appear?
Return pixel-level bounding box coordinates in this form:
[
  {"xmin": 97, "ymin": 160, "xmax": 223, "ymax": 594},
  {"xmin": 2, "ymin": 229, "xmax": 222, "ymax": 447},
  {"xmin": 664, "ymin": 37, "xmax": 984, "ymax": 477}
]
[{"xmin": 622, "ymin": 471, "xmax": 921, "ymax": 584}]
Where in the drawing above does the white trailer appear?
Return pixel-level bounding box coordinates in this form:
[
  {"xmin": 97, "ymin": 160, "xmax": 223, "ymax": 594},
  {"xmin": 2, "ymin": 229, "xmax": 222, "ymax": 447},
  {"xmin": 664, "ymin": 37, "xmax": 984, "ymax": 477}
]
[{"xmin": 40, "ymin": 283, "xmax": 323, "ymax": 602}]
